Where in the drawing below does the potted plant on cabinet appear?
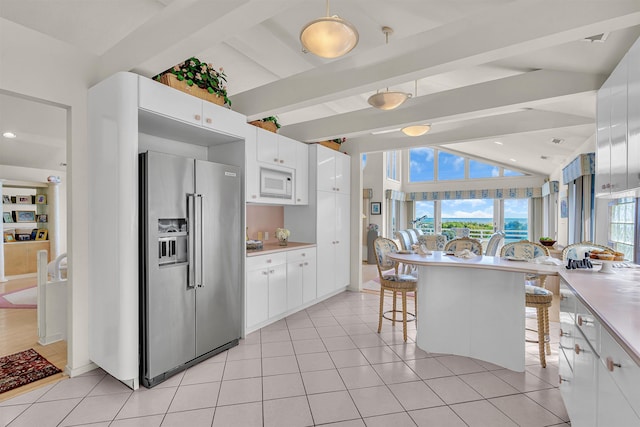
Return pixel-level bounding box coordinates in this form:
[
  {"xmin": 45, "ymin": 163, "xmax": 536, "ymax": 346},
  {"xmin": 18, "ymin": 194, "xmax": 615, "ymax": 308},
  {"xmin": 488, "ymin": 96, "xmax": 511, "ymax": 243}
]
[
  {"xmin": 154, "ymin": 57, "xmax": 231, "ymax": 107},
  {"xmin": 319, "ymin": 137, "xmax": 346, "ymax": 151},
  {"xmin": 249, "ymin": 116, "xmax": 281, "ymax": 133}
]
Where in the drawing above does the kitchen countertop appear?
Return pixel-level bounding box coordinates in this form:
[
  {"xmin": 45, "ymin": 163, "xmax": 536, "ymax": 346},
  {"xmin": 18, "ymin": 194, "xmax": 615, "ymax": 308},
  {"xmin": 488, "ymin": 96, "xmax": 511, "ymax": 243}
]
[
  {"xmin": 560, "ymin": 265, "xmax": 640, "ymax": 365},
  {"xmin": 246, "ymin": 241, "xmax": 316, "ymax": 257}
]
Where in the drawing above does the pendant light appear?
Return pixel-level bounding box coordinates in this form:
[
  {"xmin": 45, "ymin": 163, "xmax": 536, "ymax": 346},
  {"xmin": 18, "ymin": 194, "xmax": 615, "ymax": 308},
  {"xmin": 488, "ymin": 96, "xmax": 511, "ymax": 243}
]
[
  {"xmin": 300, "ymin": 0, "xmax": 359, "ymax": 59},
  {"xmin": 401, "ymin": 81, "xmax": 431, "ymax": 136},
  {"xmin": 368, "ymin": 27, "xmax": 411, "ymax": 110}
]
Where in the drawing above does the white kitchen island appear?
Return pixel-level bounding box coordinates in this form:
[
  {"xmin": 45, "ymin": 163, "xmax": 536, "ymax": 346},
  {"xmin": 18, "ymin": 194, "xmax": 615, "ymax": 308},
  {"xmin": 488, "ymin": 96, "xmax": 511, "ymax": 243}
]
[{"xmin": 388, "ymin": 252, "xmax": 560, "ymax": 372}]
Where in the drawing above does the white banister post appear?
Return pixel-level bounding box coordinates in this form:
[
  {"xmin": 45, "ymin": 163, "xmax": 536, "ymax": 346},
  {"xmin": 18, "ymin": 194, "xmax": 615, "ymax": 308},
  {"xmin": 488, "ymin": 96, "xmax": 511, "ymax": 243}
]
[
  {"xmin": 47, "ymin": 177, "xmax": 61, "ymax": 259},
  {"xmin": 0, "ymin": 180, "xmax": 7, "ymax": 282}
]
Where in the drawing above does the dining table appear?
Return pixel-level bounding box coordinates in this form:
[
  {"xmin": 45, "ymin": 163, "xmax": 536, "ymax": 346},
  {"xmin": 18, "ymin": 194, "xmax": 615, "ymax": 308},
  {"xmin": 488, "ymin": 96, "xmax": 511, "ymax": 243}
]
[{"xmin": 387, "ymin": 251, "xmax": 561, "ymax": 372}]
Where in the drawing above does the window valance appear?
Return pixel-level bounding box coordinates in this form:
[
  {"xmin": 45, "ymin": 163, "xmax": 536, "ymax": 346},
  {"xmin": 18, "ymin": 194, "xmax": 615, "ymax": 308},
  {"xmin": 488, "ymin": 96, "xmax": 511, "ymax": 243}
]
[
  {"xmin": 385, "ymin": 187, "xmax": 542, "ymax": 201},
  {"xmin": 562, "ymin": 153, "xmax": 595, "ymax": 184},
  {"xmin": 542, "ymin": 181, "xmax": 559, "ymax": 196}
]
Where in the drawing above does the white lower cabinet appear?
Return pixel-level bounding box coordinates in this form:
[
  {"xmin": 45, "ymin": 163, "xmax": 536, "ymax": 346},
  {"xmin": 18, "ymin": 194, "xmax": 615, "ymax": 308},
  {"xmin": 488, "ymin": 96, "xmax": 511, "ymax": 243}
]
[
  {"xmin": 559, "ymin": 280, "xmax": 640, "ymax": 427},
  {"xmin": 246, "ymin": 248, "xmax": 317, "ymax": 332}
]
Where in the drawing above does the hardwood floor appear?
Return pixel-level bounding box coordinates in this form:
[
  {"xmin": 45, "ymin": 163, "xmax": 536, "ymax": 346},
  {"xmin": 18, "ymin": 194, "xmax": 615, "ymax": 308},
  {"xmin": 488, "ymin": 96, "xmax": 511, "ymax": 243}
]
[{"xmin": 0, "ymin": 276, "xmax": 68, "ymax": 402}]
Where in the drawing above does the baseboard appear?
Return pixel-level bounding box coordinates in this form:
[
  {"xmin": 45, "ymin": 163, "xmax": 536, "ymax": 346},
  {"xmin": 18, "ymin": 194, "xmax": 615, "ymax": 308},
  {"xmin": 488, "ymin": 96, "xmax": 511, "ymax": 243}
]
[{"xmin": 65, "ymin": 361, "xmax": 99, "ymax": 378}]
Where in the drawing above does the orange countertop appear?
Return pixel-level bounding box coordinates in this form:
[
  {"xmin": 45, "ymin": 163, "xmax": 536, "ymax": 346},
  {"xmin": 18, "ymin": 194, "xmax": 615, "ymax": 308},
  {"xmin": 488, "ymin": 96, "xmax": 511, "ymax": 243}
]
[{"xmin": 246, "ymin": 241, "xmax": 316, "ymax": 257}]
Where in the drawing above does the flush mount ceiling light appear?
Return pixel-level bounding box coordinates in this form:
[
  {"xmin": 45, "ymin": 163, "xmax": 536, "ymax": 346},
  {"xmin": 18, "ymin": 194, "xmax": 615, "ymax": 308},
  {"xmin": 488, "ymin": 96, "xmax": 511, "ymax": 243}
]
[
  {"xmin": 401, "ymin": 124, "xmax": 431, "ymax": 136},
  {"xmin": 367, "ymin": 27, "xmax": 411, "ymax": 110},
  {"xmin": 300, "ymin": 0, "xmax": 358, "ymax": 59},
  {"xmin": 2, "ymin": 131, "xmax": 17, "ymax": 139}
]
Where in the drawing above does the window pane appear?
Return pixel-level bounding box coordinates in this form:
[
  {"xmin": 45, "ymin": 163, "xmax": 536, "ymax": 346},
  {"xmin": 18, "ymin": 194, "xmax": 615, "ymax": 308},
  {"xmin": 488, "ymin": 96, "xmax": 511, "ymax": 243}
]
[
  {"xmin": 504, "ymin": 169, "xmax": 523, "ymax": 177},
  {"xmin": 409, "ymin": 147, "xmax": 435, "ymax": 182},
  {"xmin": 469, "ymin": 159, "xmax": 499, "ymax": 179},
  {"xmin": 441, "ymin": 199, "xmax": 494, "ymax": 241},
  {"xmin": 504, "ymin": 199, "xmax": 529, "ymax": 243},
  {"xmin": 609, "ymin": 197, "xmax": 635, "ymax": 261},
  {"xmin": 386, "ymin": 151, "xmax": 399, "ymax": 180},
  {"xmin": 414, "ymin": 201, "xmax": 435, "ymax": 234},
  {"xmin": 438, "ymin": 152, "xmax": 465, "ymax": 180}
]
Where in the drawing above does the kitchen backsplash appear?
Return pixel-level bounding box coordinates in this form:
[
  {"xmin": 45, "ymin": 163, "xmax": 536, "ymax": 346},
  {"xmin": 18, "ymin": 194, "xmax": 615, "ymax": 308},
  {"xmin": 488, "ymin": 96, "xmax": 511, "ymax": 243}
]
[{"xmin": 246, "ymin": 205, "xmax": 284, "ymax": 241}]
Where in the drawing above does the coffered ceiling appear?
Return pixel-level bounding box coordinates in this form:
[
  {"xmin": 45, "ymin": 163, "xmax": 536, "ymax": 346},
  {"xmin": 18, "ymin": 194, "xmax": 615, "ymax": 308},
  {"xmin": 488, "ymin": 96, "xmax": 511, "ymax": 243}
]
[{"xmin": 1, "ymin": 0, "xmax": 640, "ymax": 176}]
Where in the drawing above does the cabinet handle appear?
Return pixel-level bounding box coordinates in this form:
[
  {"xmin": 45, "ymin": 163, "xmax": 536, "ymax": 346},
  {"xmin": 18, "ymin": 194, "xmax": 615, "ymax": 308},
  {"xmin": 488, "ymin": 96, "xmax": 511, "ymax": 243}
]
[
  {"xmin": 270, "ymin": 269, "xmax": 275, "ymax": 274},
  {"xmin": 606, "ymin": 357, "xmax": 622, "ymax": 372},
  {"xmin": 574, "ymin": 344, "xmax": 583, "ymax": 355},
  {"xmin": 195, "ymin": 114, "xmax": 201, "ymax": 121},
  {"xmin": 577, "ymin": 315, "xmax": 592, "ymax": 326},
  {"xmin": 262, "ymin": 271, "xmax": 268, "ymax": 275},
  {"xmin": 336, "ymin": 188, "xmax": 339, "ymax": 191},
  {"xmin": 335, "ymin": 240, "xmax": 339, "ymax": 244},
  {"xmin": 266, "ymin": 259, "xmax": 272, "ymax": 263},
  {"xmin": 559, "ymin": 329, "xmax": 571, "ymax": 338},
  {"xmin": 297, "ymin": 198, "xmax": 301, "ymax": 202},
  {"xmin": 558, "ymin": 375, "xmax": 569, "ymax": 384},
  {"xmin": 274, "ymin": 158, "xmax": 279, "ymax": 162},
  {"xmin": 205, "ymin": 118, "xmax": 212, "ymax": 124},
  {"xmin": 252, "ymin": 195, "xmax": 257, "ymax": 199},
  {"xmin": 299, "ymin": 263, "xmax": 304, "ymax": 267},
  {"xmin": 279, "ymin": 160, "xmax": 284, "ymax": 163},
  {"xmin": 304, "ymin": 262, "xmax": 308, "ymax": 266},
  {"xmin": 301, "ymin": 253, "xmax": 306, "ymax": 257}
]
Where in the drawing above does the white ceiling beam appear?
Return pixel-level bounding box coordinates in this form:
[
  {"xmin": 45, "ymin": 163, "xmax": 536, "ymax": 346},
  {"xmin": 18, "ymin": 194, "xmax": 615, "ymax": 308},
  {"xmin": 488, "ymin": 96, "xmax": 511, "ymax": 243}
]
[
  {"xmin": 232, "ymin": 0, "xmax": 640, "ymax": 117},
  {"xmin": 280, "ymin": 69, "xmax": 606, "ymax": 142},
  {"xmin": 342, "ymin": 109, "xmax": 593, "ymax": 155}
]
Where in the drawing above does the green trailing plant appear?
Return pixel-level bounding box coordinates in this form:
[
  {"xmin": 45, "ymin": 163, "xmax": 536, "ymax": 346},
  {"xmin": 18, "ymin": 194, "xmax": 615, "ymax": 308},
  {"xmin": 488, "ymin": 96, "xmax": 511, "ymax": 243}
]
[
  {"xmin": 155, "ymin": 57, "xmax": 231, "ymax": 106},
  {"xmin": 260, "ymin": 116, "xmax": 281, "ymax": 129},
  {"xmin": 331, "ymin": 137, "xmax": 346, "ymax": 144}
]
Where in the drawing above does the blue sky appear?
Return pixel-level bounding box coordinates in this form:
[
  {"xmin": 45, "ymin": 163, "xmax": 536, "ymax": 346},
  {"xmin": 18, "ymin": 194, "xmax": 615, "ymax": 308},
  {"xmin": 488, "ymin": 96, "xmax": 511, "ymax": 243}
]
[{"xmin": 416, "ymin": 198, "xmax": 528, "ymax": 219}]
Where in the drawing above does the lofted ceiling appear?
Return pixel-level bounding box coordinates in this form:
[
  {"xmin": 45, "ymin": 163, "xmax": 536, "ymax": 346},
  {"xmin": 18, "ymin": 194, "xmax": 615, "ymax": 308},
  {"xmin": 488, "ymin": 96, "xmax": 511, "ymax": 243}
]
[{"xmin": 1, "ymin": 0, "xmax": 640, "ymax": 176}]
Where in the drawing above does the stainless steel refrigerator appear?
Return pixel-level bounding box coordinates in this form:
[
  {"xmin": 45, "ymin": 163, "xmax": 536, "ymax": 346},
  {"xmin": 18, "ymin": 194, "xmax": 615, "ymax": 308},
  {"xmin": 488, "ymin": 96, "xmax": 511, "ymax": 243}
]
[{"xmin": 140, "ymin": 151, "xmax": 241, "ymax": 387}]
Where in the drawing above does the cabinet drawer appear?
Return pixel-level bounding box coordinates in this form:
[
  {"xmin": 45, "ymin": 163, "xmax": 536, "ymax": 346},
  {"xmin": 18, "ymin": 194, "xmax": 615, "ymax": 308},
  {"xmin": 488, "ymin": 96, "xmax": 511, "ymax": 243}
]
[
  {"xmin": 575, "ymin": 298, "xmax": 600, "ymax": 355},
  {"xmin": 287, "ymin": 247, "xmax": 316, "ymax": 263},
  {"xmin": 559, "ymin": 320, "xmax": 575, "ymax": 371},
  {"xmin": 600, "ymin": 328, "xmax": 640, "ymax": 415},
  {"xmin": 246, "ymin": 252, "xmax": 287, "ymax": 271},
  {"xmin": 559, "ymin": 283, "xmax": 576, "ymax": 320}
]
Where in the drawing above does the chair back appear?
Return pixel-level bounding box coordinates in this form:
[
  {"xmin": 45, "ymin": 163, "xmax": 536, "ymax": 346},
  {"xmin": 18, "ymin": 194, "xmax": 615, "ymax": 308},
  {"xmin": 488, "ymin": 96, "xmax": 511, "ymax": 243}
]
[
  {"xmin": 406, "ymin": 229, "xmax": 420, "ymax": 245},
  {"xmin": 562, "ymin": 242, "xmax": 614, "ymax": 260},
  {"xmin": 501, "ymin": 240, "xmax": 549, "ymax": 259},
  {"xmin": 444, "ymin": 237, "xmax": 483, "ymax": 255},
  {"xmin": 485, "ymin": 231, "xmax": 505, "ymax": 256},
  {"xmin": 394, "ymin": 230, "xmax": 412, "ymax": 250},
  {"xmin": 418, "ymin": 234, "xmax": 448, "ymax": 251},
  {"xmin": 373, "ymin": 237, "xmax": 399, "ymax": 276},
  {"xmin": 454, "ymin": 227, "xmax": 470, "ymax": 238},
  {"xmin": 411, "ymin": 228, "xmax": 424, "ymax": 236}
]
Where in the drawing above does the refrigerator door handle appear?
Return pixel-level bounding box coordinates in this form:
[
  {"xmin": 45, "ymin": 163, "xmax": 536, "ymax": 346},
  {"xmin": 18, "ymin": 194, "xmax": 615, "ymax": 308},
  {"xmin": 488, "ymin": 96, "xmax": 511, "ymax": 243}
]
[
  {"xmin": 187, "ymin": 193, "xmax": 196, "ymax": 289},
  {"xmin": 195, "ymin": 194, "xmax": 203, "ymax": 288}
]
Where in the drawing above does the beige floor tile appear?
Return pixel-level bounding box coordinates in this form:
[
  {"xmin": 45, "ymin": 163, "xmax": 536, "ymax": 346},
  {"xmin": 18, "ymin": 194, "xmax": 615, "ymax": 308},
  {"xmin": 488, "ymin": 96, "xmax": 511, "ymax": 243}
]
[
  {"xmin": 212, "ymin": 402, "xmax": 262, "ymax": 427},
  {"xmin": 409, "ymin": 405, "xmax": 467, "ymax": 427},
  {"xmin": 450, "ymin": 400, "xmax": 518, "ymax": 426},
  {"xmin": 349, "ymin": 385, "xmax": 404, "ymax": 418},
  {"xmin": 263, "ymin": 395, "xmax": 313, "ymax": 427},
  {"xmin": 307, "ymin": 390, "xmax": 361, "ymax": 425},
  {"xmin": 388, "ymin": 381, "xmax": 445, "ymax": 411},
  {"xmin": 161, "ymin": 408, "xmax": 215, "ymax": 427},
  {"xmin": 297, "ymin": 351, "xmax": 335, "ymax": 372},
  {"xmin": 339, "ymin": 365, "xmax": 385, "ymax": 389},
  {"xmin": 262, "ymin": 355, "xmax": 299, "ymax": 376},
  {"xmin": 372, "ymin": 361, "xmax": 421, "ymax": 384},
  {"xmin": 364, "ymin": 411, "xmax": 418, "ymax": 427},
  {"xmin": 263, "ymin": 373, "xmax": 306, "ymax": 400},
  {"xmin": 489, "ymin": 394, "xmax": 564, "ymax": 426},
  {"xmin": 302, "ymin": 369, "xmax": 346, "ymax": 394},
  {"xmin": 458, "ymin": 371, "xmax": 520, "ymax": 398},
  {"xmin": 425, "ymin": 376, "xmax": 484, "ymax": 405}
]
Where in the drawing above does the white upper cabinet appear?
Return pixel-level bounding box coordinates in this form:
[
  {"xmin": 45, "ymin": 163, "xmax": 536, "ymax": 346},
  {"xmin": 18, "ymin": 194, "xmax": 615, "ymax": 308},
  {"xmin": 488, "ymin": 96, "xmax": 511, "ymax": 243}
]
[
  {"xmin": 596, "ymin": 83, "xmax": 611, "ymax": 197},
  {"xmin": 316, "ymin": 145, "xmax": 350, "ymax": 194},
  {"xmin": 202, "ymin": 101, "xmax": 246, "ymax": 137},
  {"xmin": 628, "ymin": 39, "xmax": 640, "ymax": 190},
  {"xmin": 609, "ymin": 56, "xmax": 628, "ymax": 194},
  {"xmin": 138, "ymin": 76, "xmax": 203, "ymax": 126},
  {"xmin": 295, "ymin": 142, "xmax": 309, "ymax": 205},
  {"xmin": 255, "ymin": 128, "xmax": 297, "ymax": 169}
]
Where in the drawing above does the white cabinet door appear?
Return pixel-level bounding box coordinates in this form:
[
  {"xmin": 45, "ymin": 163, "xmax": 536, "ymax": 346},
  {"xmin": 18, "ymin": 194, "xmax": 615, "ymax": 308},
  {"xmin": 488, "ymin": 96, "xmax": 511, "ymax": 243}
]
[
  {"xmin": 597, "ymin": 363, "xmax": 640, "ymax": 426},
  {"xmin": 201, "ymin": 101, "xmax": 246, "ymax": 137},
  {"xmin": 571, "ymin": 333, "xmax": 598, "ymax": 427},
  {"xmin": 596, "ymin": 83, "xmax": 612, "ymax": 197},
  {"xmin": 334, "ymin": 152, "xmax": 351, "ymax": 195},
  {"xmin": 334, "ymin": 192, "xmax": 351, "ymax": 289},
  {"xmin": 277, "ymin": 135, "xmax": 298, "ymax": 169},
  {"xmin": 138, "ymin": 76, "xmax": 203, "ymax": 126},
  {"xmin": 287, "ymin": 262, "xmax": 304, "ymax": 310},
  {"xmin": 316, "ymin": 191, "xmax": 336, "ymax": 297},
  {"xmin": 246, "ymin": 268, "xmax": 269, "ymax": 329},
  {"xmin": 256, "ymin": 128, "xmax": 280, "ymax": 165},
  {"xmin": 628, "ymin": 40, "xmax": 640, "ymax": 191},
  {"xmin": 302, "ymin": 256, "xmax": 317, "ymax": 304},
  {"xmin": 295, "ymin": 142, "xmax": 309, "ymax": 205},
  {"xmin": 245, "ymin": 130, "xmax": 260, "ymax": 202},
  {"xmin": 609, "ymin": 57, "xmax": 628, "ymax": 193},
  {"xmin": 268, "ymin": 264, "xmax": 287, "ymax": 318},
  {"xmin": 316, "ymin": 145, "xmax": 337, "ymax": 192}
]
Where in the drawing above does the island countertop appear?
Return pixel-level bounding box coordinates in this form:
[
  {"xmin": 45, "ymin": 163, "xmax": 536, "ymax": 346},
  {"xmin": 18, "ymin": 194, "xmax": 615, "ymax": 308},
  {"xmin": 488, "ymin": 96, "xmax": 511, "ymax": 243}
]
[
  {"xmin": 246, "ymin": 241, "xmax": 316, "ymax": 257},
  {"xmin": 560, "ymin": 266, "xmax": 640, "ymax": 365}
]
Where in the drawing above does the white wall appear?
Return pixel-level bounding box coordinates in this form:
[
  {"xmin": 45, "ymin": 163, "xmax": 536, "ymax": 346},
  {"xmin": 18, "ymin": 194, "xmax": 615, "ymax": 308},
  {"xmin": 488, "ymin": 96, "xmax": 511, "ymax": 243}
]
[{"xmin": 1, "ymin": 18, "xmax": 97, "ymax": 376}]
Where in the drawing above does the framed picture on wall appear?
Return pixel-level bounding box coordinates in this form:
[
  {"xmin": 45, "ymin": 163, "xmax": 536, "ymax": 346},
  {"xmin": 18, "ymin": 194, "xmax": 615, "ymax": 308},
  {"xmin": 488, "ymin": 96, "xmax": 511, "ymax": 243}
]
[
  {"xmin": 2, "ymin": 195, "xmax": 10, "ymax": 204},
  {"xmin": 35, "ymin": 195, "xmax": 47, "ymax": 204},
  {"xmin": 15, "ymin": 210, "xmax": 36, "ymax": 222},
  {"xmin": 37, "ymin": 214, "xmax": 48, "ymax": 223},
  {"xmin": 371, "ymin": 202, "xmax": 381, "ymax": 215},
  {"xmin": 3, "ymin": 212, "xmax": 13, "ymax": 223},
  {"xmin": 560, "ymin": 197, "xmax": 568, "ymax": 219},
  {"xmin": 16, "ymin": 195, "xmax": 31, "ymax": 204}
]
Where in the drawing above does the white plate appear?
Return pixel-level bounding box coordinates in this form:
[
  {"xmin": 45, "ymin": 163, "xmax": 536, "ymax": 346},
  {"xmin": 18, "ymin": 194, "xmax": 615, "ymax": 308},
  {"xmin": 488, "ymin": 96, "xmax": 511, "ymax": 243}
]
[
  {"xmin": 504, "ymin": 256, "xmax": 527, "ymax": 262},
  {"xmin": 397, "ymin": 250, "xmax": 414, "ymax": 254}
]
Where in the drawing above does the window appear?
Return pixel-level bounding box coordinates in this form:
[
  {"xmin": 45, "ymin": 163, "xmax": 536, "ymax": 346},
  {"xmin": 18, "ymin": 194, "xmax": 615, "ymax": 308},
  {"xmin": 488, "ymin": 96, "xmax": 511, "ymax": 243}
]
[
  {"xmin": 469, "ymin": 159, "xmax": 500, "ymax": 179},
  {"xmin": 609, "ymin": 197, "xmax": 636, "ymax": 261},
  {"xmin": 362, "ymin": 153, "xmax": 367, "ymax": 169},
  {"xmin": 438, "ymin": 152, "xmax": 465, "ymax": 180},
  {"xmin": 503, "ymin": 199, "xmax": 529, "ymax": 243},
  {"xmin": 414, "ymin": 201, "xmax": 435, "ymax": 234},
  {"xmin": 408, "ymin": 147, "xmax": 435, "ymax": 182},
  {"xmin": 440, "ymin": 199, "xmax": 494, "ymax": 240},
  {"xmin": 504, "ymin": 169, "xmax": 524, "ymax": 177},
  {"xmin": 386, "ymin": 151, "xmax": 399, "ymax": 181}
]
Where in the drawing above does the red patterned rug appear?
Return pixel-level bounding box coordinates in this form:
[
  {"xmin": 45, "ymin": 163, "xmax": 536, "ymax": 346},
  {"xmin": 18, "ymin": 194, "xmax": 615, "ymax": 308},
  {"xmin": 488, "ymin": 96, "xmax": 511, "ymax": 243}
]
[{"xmin": 0, "ymin": 349, "xmax": 61, "ymax": 394}]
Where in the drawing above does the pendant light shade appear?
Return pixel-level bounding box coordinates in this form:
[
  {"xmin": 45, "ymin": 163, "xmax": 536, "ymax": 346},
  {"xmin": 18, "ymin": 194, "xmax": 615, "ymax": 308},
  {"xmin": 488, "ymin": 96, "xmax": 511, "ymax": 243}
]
[
  {"xmin": 300, "ymin": 1, "xmax": 358, "ymax": 58},
  {"xmin": 368, "ymin": 27, "xmax": 410, "ymax": 110},
  {"xmin": 401, "ymin": 124, "xmax": 431, "ymax": 136},
  {"xmin": 368, "ymin": 91, "xmax": 411, "ymax": 110}
]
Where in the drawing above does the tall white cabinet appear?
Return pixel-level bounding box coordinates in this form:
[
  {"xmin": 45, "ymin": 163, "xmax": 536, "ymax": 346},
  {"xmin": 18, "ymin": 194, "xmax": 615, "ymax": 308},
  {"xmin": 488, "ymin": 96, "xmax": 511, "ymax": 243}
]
[{"xmin": 286, "ymin": 144, "xmax": 351, "ymax": 299}]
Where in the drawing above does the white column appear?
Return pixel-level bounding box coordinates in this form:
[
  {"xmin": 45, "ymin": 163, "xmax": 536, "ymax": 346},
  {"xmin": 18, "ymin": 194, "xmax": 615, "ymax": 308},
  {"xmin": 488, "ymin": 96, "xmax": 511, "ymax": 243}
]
[
  {"xmin": 47, "ymin": 179, "xmax": 61, "ymax": 259},
  {"xmin": 0, "ymin": 180, "xmax": 7, "ymax": 282}
]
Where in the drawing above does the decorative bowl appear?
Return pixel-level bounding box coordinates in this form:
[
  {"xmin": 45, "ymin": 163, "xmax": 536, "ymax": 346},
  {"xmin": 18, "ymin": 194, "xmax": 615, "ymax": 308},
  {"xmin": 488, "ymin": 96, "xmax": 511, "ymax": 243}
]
[{"xmin": 539, "ymin": 239, "xmax": 556, "ymax": 247}]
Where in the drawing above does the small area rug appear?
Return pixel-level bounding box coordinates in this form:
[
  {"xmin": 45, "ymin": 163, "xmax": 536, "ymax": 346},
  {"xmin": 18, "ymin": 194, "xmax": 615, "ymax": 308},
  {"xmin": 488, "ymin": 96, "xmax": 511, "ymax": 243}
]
[
  {"xmin": 0, "ymin": 286, "xmax": 37, "ymax": 309},
  {"xmin": 0, "ymin": 349, "xmax": 61, "ymax": 394}
]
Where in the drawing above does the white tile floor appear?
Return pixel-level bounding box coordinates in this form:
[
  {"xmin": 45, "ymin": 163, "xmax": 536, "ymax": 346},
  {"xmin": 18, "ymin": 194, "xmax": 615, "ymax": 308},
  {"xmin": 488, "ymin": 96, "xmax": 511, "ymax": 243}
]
[{"xmin": 0, "ymin": 291, "xmax": 569, "ymax": 427}]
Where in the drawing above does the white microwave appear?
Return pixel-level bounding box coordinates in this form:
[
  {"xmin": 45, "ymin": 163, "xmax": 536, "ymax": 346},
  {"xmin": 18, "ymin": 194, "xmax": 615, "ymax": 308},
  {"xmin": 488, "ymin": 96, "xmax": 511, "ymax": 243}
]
[{"xmin": 260, "ymin": 167, "xmax": 293, "ymax": 199}]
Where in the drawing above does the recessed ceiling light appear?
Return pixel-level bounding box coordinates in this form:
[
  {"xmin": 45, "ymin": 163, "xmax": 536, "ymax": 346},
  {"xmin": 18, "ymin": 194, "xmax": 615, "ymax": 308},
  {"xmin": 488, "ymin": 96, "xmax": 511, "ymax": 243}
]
[
  {"xmin": 494, "ymin": 141, "xmax": 503, "ymax": 145},
  {"xmin": 540, "ymin": 155, "xmax": 548, "ymax": 160},
  {"xmin": 2, "ymin": 132, "xmax": 17, "ymax": 139},
  {"xmin": 509, "ymin": 158, "xmax": 517, "ymax": 162},
  {"xmin": 551, "ymin": 138, "xmax": 564, "ymax": 144}
]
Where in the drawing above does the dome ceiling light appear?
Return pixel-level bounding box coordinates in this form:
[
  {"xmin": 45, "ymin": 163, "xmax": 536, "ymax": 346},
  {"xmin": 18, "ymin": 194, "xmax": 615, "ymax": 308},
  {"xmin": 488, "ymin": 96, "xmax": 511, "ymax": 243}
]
[
  {"xmin": 367, "ymin": 27, "xmax": 411, "ymax": 110},
  {"xmin": 300, "ymin": 0, "xmax": 359, "ymax": 59},
  {"xmin": 401, "ymin": 81, "xmax": 431, "ymax": 136}
]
